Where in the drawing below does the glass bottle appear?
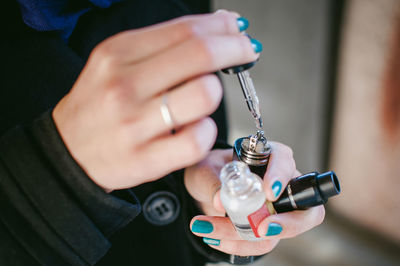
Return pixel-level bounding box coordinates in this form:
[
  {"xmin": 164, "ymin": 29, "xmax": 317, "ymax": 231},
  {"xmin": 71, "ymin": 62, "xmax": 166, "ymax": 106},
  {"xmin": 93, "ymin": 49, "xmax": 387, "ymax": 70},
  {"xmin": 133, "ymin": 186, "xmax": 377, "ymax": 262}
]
[{"xmin": 220, "ymin": 161, "xmax": 274, "ymax": 241}]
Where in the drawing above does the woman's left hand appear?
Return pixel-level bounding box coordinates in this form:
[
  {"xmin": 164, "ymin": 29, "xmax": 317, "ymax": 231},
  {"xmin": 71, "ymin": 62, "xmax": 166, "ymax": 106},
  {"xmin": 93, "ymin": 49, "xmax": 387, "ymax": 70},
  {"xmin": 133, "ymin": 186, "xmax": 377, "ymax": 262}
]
[{"xmin": 184, "ymin": 143, "xmax": 325, "ymax": 256}]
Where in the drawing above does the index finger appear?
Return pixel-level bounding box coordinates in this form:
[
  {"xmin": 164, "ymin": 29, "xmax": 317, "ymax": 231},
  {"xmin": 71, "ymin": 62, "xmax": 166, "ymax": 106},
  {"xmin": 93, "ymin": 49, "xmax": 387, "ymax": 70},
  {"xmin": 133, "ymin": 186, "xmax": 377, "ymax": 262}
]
[
  {"xmin": 263, "ymin": 142, "xmax": 297, "ymax": 201},
  {"xmin": 96, "ymin": 11, "xmax": 242, "ymax": 64}
]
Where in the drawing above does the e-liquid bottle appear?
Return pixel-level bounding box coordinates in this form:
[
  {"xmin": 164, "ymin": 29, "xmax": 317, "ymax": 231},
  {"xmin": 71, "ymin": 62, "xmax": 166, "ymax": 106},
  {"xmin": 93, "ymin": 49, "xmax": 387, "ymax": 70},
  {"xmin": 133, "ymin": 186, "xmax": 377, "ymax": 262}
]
[{"xmin": 220, "ymin": 161, "xmax": 276, "ymax": 241}]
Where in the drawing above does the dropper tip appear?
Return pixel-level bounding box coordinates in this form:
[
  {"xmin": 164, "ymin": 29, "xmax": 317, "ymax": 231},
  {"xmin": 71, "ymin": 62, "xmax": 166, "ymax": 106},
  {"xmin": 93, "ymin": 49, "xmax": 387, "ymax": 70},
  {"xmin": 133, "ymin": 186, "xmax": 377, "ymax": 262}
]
[{"xmin": 256, "ymin": 117, "xmax": 263, "ymax": 129}]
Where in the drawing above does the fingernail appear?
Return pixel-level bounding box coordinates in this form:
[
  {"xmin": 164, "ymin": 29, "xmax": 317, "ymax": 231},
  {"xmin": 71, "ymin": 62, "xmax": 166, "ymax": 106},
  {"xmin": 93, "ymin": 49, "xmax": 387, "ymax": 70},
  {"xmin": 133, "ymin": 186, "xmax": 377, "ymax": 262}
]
[
  {"xmin": 272, "ymin": 180, "xmax": 282, "ymax": 198},
  {"xmin": 237, "ymin": 17, "xmax": 249, "ymax": 32},
  {"xmin": 203, "ymin": 237, "xmax": 220, "ymax": 246},
  {"xmin": 265, "ymin": 223, "xmax": 282, "ymax": 236},
  {"xmin": 192, "ymin": 220, "xmax": 213, "ymax": 234},
  {"xmin": 250, "ymin": 38, "xmax": 263, "ymax": 53}
]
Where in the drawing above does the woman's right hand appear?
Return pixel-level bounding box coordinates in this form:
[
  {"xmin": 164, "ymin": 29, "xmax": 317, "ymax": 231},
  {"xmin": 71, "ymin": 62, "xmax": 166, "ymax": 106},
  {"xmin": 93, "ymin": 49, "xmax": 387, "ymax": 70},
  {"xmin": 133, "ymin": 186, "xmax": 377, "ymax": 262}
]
[{"xmin": 53, "ymin": 11, "xmax": 260, "ymax": 192}]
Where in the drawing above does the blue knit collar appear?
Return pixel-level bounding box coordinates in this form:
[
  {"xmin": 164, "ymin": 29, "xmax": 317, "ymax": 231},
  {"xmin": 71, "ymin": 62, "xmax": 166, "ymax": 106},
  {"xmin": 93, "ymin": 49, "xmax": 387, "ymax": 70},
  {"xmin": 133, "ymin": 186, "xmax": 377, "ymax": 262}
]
[{"xmin": 17, "ymin": 0, "xmax": 125, "ymax": 40}]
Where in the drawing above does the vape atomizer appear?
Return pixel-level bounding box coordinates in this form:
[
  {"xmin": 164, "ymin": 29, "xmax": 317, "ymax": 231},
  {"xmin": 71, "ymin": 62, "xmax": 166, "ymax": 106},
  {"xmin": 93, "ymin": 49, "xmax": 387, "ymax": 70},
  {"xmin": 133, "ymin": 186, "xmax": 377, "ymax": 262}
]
[{"xmin": 233, "ymin": 130, "xmax": 271, "ymax": 178}]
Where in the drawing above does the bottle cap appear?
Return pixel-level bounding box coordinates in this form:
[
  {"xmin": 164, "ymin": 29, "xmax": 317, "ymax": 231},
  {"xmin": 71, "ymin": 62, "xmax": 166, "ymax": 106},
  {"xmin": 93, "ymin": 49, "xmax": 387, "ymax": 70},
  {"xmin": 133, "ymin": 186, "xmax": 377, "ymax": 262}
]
[
  {"xmin": 221, "ymin": 61, "xmax": 257, "ymax": 74},
  {"xmin": 273, "ymin": 171, "xmax": 341, "ymax": 213}
]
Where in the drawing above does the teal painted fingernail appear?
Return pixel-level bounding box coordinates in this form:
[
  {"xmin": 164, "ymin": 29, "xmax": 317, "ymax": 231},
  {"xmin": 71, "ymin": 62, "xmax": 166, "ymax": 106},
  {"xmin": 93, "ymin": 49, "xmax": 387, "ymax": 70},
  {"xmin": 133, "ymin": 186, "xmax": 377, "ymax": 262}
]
[
  {"xmin": 192, "ymin": 220, "xmax": 213, "ymax": 234},
  {"xmin": 272, "ymin": 181, "xmax": 282, "ymax": 198},
  {"xmin": 266, "ymin": 223, "xmax": 282, "ymax": 236},
  {"xmin": 250, "ymin": 38, "xmax": 263, "ymax": 53},
  {"xmin": 203, "ymin": 237, "xmax": 220, "ymax": 246},
  {"xmin": 237, "ymin": 17, "xmax": 249, "ymax": 32}
]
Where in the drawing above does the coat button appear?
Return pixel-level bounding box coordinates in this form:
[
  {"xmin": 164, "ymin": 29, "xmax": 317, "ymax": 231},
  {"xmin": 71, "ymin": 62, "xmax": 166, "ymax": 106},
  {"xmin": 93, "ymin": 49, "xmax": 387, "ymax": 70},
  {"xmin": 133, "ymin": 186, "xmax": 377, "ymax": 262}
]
[{"xmin": 142, "ymin": 191, "xmax": 180, "ymax": 226}]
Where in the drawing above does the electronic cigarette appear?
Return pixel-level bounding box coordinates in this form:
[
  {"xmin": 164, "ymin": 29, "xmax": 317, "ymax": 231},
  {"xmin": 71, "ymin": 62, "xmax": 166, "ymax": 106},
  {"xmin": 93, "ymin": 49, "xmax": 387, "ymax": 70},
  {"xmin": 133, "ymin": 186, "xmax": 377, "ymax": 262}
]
[{"xmin": 222, "ymin": 132, "xmax": 341, "ymax": 265}]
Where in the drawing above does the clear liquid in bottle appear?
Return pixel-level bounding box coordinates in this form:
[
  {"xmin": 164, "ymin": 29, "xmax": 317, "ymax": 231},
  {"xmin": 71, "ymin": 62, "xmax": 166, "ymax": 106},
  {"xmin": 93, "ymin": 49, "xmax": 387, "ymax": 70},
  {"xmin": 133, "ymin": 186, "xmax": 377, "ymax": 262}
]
[{"xmin": 220, "ymin": 161, "xmax": 273, "ymax": 241}]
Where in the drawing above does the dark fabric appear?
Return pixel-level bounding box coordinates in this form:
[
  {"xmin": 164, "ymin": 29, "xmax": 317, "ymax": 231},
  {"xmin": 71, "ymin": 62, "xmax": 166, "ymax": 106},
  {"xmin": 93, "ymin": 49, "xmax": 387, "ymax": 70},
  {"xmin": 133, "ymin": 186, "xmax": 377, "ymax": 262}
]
[
  {"xmin": 16, "ymin": 0, "xmax": 125, "ymax": 39},
  {"xmin": 0, "ymin": 0, "xmax": 233, "ymax": 265},
  {"xmin": 0, "ymin": 112, "xmax": 141, "ymax": 265}
]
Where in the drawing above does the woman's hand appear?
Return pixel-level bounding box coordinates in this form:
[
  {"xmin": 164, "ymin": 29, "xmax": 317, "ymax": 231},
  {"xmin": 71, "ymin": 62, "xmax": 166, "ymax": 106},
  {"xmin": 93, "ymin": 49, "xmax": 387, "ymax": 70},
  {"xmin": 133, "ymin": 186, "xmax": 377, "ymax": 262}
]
[
  {"xmin": 185, "ymin": 143, "xmax": 325, "ymax": 256},
  {"xmin": 53, "ymin": 11, "xmax": 259, "ymax": 191}
]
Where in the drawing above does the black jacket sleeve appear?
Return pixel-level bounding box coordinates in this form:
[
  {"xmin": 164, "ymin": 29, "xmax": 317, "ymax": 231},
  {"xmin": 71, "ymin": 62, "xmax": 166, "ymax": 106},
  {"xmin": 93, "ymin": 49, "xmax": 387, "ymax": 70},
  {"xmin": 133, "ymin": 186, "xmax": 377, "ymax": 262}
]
[{"xmin": 0, "ymin": 112, "xmax": 141, "ymax": 266}]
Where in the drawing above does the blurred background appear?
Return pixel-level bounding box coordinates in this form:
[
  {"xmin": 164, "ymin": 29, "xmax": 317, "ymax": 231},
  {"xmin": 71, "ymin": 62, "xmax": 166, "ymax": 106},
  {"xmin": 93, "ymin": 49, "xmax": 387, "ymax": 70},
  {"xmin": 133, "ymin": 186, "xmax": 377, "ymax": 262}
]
[{"xmin": 184, "ymin": 0, "xmax": 400, "ymax": 265}]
